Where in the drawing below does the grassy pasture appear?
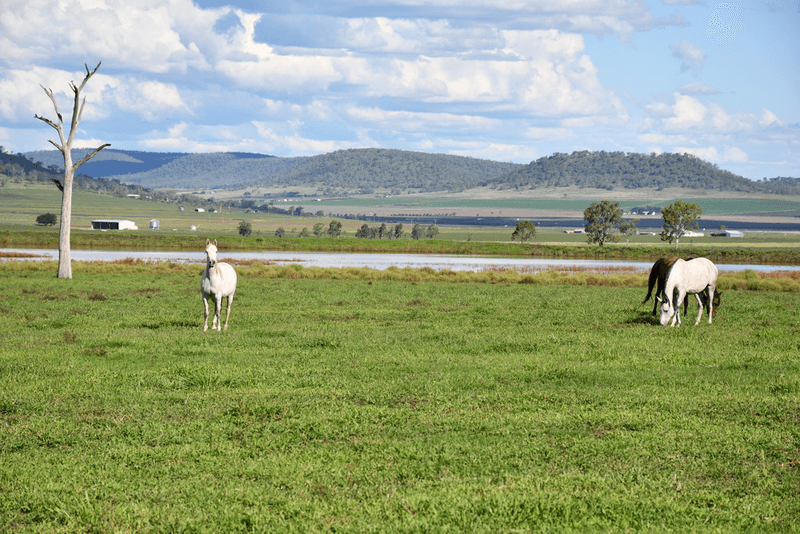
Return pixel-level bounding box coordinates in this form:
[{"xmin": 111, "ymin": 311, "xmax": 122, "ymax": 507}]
[{"xmin": 1, "ymin": 261, "xmax": 798, "ymax": 532}]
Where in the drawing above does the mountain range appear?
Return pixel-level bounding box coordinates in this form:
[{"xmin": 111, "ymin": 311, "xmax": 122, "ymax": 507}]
[{"xmin": 20, "ymin": 148, "xmax": 800, "ymax": 196}]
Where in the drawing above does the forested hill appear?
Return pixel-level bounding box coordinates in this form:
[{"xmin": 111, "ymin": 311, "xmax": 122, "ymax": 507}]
[
  {"xmin": 19, "ymin": 147, "xmax": 800, "ymax": 195},
  {"xmin": 23, "ymin": 148, "xmax": 522, "ymax": 193},
  {"xmin": 490, "ymin": 151, "xmax": 800, "ymax": 194},
  {"xmin": 22, "ymin": 149, "xmax": 285, "ymax": 190},
  {"xmin": 261, "ymin": 149, "xmax": 523, "ymax": 195}
]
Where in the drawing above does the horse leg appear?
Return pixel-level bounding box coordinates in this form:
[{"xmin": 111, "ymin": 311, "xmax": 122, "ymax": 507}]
[
  {"xmin": 223, "ymin": 294, "xmax": 234, "ymax": 330},
  {"xmin": 706, "ymin": 288, "xmax": 715, "ymax": 324},
  {"xmin": 694, "ymin": 293, "xmax": 704, "ymax": 326},
  {"xmin": 672, "ymin": 291, "xmax": 684, "ymax": 326},
  {"xmin": 203, "ymin": 294, "xmax": 210, "ymax": 331},
  {"xmin": 214, "ymin": 294, "xmax": 222, "ymax": 331}
]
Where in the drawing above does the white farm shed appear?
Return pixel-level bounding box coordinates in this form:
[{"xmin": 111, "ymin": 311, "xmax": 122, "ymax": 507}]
[
  {"xmin": 711, "ymin": 230, "xmax": 744, "ymax": 238},
  {"xmin": 91, "ymin": 219, "xmax": 138, "ymax": 230}
]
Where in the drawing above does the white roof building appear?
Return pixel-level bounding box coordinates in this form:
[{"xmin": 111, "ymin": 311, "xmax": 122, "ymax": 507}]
[
  {"xmin": 711, "ymin": 230, "xmax": 744, "ymax": 238},
  {"xmin": 91, "ymin": 219, "xmax": 138, "ymax": 230}
]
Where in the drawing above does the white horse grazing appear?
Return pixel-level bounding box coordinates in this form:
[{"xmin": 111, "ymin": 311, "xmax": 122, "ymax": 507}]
[
  {"xmin": 658, "ymin": 257, "xmax": 718, "ymax": 326},
  {"xmin": 201, "ymin": 239, "xmax": 237, "ymax": 331}
]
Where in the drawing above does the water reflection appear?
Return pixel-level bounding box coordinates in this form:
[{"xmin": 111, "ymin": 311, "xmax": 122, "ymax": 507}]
[{"xmin": 3, "ymin": 248, "xmax": 798, "ymax": 274}]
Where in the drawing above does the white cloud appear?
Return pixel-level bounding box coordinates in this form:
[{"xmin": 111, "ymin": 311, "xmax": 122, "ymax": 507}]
[
  {"xmin": 348, "ymin": 107, "xmax": 501, "ymax": 131},
  {"xmin": 0, "ymin": 66, "xmax": 112, "ymax": 123},
  {"xmin": 669, "ymin": 40, "xmax": 706, "ymax": 76},
  {"xmin": 252, "ymin": 121, "xmax": 352, "ymax": 156},
  {"xmin": 0, "ymin": 0, "xmax": 213, "ymax": 73},
  {"xmin": 114, "ymin": 80, "xmax": 189, "ymax": 121},
  {"xmin": 679, "ymin": 82, "xmax": 719, "ymax": 95},
  {"xmin": 674, "ymin": 145, "xmax": 749, "ymax": 164},
  {"xmin": 524, "ymin": 126, "xmax": 573, "ymax": 140},
  {"xmin": 660, "ymin": 93, "xmax": 767, "ymax": 134},
  {"xmin": 759, "ymin": 109, "xmax": 783, "ymax": 127}
]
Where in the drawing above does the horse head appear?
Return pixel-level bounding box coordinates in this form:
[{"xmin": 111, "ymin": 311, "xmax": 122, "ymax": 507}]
[
  {"xmin": 205, "ymin": 239, "xmax": 219, "ymax": 269},
  {"xmin": 656, "ymin": 296, "xmax": 675, "ymax": 325}
]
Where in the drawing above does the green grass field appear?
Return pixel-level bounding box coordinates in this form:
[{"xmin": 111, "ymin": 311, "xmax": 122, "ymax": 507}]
[{"xmin": 1, "ymin": 261, "xmax": 798, "ymax": 532}]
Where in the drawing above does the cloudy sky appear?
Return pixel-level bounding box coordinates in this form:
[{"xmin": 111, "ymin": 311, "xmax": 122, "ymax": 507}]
[{"xmin": 1, "ymin": 0, "xmax": 798, "ymax": 180}]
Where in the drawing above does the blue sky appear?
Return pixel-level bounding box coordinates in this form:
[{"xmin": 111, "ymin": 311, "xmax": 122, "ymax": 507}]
[{"xmin": 1, "ymin": 0, "xmax": 798, "ymax": 180}]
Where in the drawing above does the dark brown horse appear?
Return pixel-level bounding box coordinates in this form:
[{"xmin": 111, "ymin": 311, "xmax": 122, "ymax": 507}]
[{"xmin": 643, "ymin": 257, "xmax": 721, "ymax": 317}]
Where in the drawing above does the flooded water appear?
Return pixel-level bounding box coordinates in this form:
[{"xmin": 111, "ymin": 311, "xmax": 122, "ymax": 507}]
[{"xmin": 2, "ymin": 248, "xmax": 799, "ymax": 274}]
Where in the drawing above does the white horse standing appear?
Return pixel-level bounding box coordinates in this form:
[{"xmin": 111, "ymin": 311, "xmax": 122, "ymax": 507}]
[
  {"xmin": 201, "ymin": 239, "xmax": 237, "ymax": 331},
  {"xmin": 658, "ymin": 257, "xmax": 718, "ymax": 326}
]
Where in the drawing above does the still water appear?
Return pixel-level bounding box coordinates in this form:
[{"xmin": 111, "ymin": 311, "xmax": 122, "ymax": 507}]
[{"xmin": 2, "ymin": 248, "xmax": 799, "ymax": 273}]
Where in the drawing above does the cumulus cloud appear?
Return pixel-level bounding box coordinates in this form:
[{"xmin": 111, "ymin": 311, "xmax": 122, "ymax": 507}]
[
  {"xmin": 669, "ymin": 40, "xmax": 706, "ymax": 76},
  {"xmin": 660, "ymin": 93, "xmax": 758, "ymax": 133}
]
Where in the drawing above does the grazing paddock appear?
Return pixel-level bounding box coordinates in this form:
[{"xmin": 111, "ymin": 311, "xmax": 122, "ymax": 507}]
[{"xmin": 1, "ymin": 262, "xmax": 798, "ymax": 532}]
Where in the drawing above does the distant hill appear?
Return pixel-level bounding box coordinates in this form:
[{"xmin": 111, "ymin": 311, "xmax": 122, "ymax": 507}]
[
  {"xmin": 20, "ymin": 147, "xmax": 800, "ymax": 195},
  {"xmin": 259, "ymin": 149, "xmax": 523, "ymax": 195},
  {"xmin": 488, "ymin": 151, "xmax": 800, "ymax": 195},
  {"xmin": 23, "ymin": 149, "xmax": 283, "ymax": 190}
]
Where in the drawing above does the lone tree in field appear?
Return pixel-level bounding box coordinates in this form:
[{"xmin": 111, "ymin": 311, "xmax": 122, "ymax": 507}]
[
  {"xmin": 584, "ymin": 200, "xmax": 622, "ymax": 246},
  {"xmin": 35, "ymin": 62, "xmax": 110, "ymax": 279},
  {"xmin": 511, "ymin": 220, "xmax": 536, "ymax": 244},
  {"xmin": 238, "ymin": 221, "xmax": 252, "ymax": 237},
  {"xmin": 618, "ymin": 218, "xmax": 639, "ymax": 245},
  {"xmin": 36, "ymin": 213, "xmax": 58, "ymax": 226},
  {"xmin": 660, "ymin": 200, "xmax": 702, "ymax": 246}
]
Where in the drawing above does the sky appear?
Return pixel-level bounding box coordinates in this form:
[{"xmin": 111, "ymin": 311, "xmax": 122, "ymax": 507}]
[{"xmin": 1, "ymin": 0, "xmax": 798, "ymax": 181}]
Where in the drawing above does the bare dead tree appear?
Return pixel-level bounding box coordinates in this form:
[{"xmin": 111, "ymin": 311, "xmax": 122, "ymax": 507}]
[{"xmin": 35, "ymin": 62, "xmax": 110, "ymax": 279}]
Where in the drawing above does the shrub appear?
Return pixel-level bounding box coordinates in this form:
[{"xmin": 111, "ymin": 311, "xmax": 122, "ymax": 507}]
[{"xmin": 36, "ymin": 213, "xmax": 57, "ymax": 226}]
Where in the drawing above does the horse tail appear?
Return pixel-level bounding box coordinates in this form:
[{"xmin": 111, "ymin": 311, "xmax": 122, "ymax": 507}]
[{"xmin": 642, "ymin": 258, "xmax": 663, "ymax": 304}]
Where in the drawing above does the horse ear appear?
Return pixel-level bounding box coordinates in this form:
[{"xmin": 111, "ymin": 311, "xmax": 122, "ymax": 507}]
[
  {"xmin": 214, "ymin": 239, "xmax": 218, "ymax": 247},
  {"xmin": 206, "ymin": 239, "xmax": 210, "ymax": 246}
]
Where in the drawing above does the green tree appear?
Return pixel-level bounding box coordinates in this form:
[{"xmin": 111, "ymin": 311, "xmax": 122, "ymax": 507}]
[
  {"xmin": 312, "ymin": 222, "xmax": 326, "ymax": 237},
  {"xmin": 36, "ymin": 213, "xmax": 57, "ymax": 226},
  {"xmin": 424, "ymin": 224, "xmax": 439, "ymax": 239},
  {"xmin": 583, "ymin": 200, "xmax": 622, "ymax": 246},
  {"xmin": 511, "ymin": 220, "xmax": 536, "ymax": 243},
  {"xmin": 327, "ymin": 220, "xmax": 342, "ymax": 238},
  {"xmin": 298, "ymin": 227, "xmax": 310, "ymax": 238},
  {"xmin": 274, "ymin": 227, "xmax": 285, "ymax": 238},
  {"xmin": 237, "ymin": 221, "xmax": 252, "ymax": 237},
  {"xmin": 660, "ymin": 200, "xmax": 702, "ymax": 246},
  {"xmin": 355, "ymin": 223, "xmax": 370, "ymax": 238},
  {"xmin": 411, "ymin": 223, "xmax": 423, "ymax": 240},
  {"xmin": 393, "ymin": 223, "xmax": 404, "ymax": 240},
  {"xmin": 618, "ymin": 218, "xmax": 639, "ymax": 245}
]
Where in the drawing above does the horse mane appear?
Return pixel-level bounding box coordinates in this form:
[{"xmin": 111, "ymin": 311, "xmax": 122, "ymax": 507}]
[{"xmin": 663, "ymin": 258, "xmax": 681, "ymax": 288}]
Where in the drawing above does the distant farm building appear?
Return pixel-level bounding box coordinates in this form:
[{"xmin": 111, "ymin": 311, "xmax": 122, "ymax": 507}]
[
  {"xmin": 711, "ymin": 230, "xmax": 744, "ymax": 238},
  {"xmin": 682, "ymin": 231, "xmax": 704, "ymax": 237},
  {"xmin": 91, "ymin": 219, "xmax": 138, "ymax": 230},
  {"xmin": 195, "ymin": 208, "xmax": 205, "ymax": 212}
]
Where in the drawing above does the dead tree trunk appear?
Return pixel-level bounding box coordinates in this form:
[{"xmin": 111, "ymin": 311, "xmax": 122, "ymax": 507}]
[{"xmin": 35, "ymin": 62, "xmax": 110, "ymax": 279}]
